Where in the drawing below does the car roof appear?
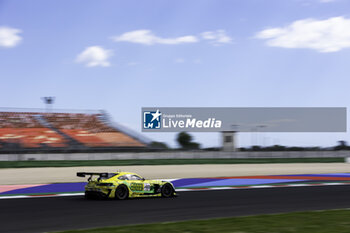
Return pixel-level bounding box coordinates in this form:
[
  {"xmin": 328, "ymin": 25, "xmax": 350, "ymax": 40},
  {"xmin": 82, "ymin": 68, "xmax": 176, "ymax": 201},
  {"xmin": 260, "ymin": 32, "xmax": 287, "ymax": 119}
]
[{"xmin": 115, "ymin": 172, "xmax": 139, "ymax": 176}]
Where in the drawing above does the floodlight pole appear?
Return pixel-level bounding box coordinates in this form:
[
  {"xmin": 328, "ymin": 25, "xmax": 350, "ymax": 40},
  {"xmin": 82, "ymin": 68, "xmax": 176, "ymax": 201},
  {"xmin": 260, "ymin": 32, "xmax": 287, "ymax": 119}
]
[{"xmin": 41, "ymin": 97, "xmax": 55, "ymax": 113}]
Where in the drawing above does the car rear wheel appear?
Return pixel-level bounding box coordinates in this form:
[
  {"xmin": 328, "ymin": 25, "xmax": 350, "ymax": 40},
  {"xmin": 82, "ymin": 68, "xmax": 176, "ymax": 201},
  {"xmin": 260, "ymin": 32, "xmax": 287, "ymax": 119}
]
[
  {"xmin": 115, "ymin": 185, "xmax": 129, "ymax": 200},
  {"xmin": 161, "ymin": 183, "xmax": 174, "ymax": 198},
  {"xmin": 84, "ymin": 191, "xmax": 95, "ymax": 200}
]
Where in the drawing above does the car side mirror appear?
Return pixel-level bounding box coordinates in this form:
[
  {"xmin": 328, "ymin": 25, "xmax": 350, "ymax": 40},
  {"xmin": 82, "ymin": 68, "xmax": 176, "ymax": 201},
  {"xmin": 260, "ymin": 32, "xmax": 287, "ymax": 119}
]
[{"xmin": 142, "ymin": 178, "xmax": 145, "ymax": 181}]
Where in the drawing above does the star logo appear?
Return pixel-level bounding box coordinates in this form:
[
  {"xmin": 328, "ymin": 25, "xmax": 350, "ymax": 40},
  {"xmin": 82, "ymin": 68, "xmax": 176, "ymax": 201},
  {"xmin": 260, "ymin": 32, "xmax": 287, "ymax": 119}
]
[
  {"xmin": 150, "ymin": 109, "xmax": 162, "ymax": 122},
  {"xmin": 143, "ymin": 109, "xmax": 162, "ymax": 129}
]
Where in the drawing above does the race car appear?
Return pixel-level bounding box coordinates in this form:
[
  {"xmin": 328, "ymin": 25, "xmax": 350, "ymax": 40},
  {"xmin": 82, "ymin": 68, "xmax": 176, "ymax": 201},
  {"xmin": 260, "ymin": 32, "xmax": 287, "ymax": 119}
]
[{"xmin": 77, "ymin": 171, "xmax": 176, "ymax": 200}]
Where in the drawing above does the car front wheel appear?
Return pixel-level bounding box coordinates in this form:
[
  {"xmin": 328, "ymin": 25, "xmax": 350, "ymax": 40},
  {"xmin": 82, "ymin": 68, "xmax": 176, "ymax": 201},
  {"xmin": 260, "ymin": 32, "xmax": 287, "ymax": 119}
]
[{"xmin": 161, "ymin": 183, "xmax": 174, "ymax": 198}]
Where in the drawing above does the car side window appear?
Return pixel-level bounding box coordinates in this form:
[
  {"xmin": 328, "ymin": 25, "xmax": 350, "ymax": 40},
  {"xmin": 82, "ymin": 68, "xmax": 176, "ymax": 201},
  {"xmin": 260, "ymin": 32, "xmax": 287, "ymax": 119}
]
[
  {"xmin": 130, "ymin": 175, "xmax": 143, "ymax": 180},
  {"xmin": 118, "ymin": 175, "xmax": 128, "ymax": 180}
]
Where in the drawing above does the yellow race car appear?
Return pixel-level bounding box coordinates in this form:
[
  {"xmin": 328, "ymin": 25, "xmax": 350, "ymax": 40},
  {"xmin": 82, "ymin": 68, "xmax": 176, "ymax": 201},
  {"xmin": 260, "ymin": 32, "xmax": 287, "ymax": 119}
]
[{"xmin": 77, "ymin": 172, "xmax": 176, "ymax": 200}]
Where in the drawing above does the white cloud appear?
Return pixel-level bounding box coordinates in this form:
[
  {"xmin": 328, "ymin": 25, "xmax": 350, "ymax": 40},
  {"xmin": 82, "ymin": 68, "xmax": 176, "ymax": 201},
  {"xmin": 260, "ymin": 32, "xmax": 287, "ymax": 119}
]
[
  {"xmin": 0, "ymin": 26, "xmax": 22, "ymax": 48},
  {"xmin": 76, "ymin": 46, "xmax": 113, "ymax": 67},
  {"xmin": 201, "ymin": 30, "xmax": 232, "ymax": 45},
  {"xmin": 112, "ymin": 30, "xmax": 198, "ymax": 45},
  {"xmin": 256, "ymin": 17, "xmax": 350, "ymax": 52}
]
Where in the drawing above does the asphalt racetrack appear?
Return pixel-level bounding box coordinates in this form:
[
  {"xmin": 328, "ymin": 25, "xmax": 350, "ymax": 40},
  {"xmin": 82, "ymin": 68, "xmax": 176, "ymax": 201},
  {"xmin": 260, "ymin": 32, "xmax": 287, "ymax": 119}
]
[{"xmin": 2, "ymin": 185, "xmax": 350, "ymax": 233}]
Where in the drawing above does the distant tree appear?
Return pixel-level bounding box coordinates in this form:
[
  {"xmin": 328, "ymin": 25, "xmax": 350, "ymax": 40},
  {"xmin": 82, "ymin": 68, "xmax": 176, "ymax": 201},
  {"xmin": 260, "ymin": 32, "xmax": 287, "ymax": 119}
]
[
  {"xmin": 203, "ymin": 147, "xmax": 221, "ymax": 151},
  {"xmin": 269, "ymin": 145, "xmax": 286, "ymax": 151},
  {"xmin": 339, "ymin": 140, "xmax": 347, "ymax": 147},
  {"xmin": 289, "ymin": 147, "xmax": 305, "ymax": 151},
  {"xmin": 187, "ymin": 142, "xmax": 200, "ymax": 150},
  {"xmin": 334, "ymin": 140, "xmax": 350, "ymax": 150},
  {"xmin": 176, "ymin": 132, "xmax": 200, "ymax": 150},
  {"xmin": 150, "ymin": 141, "xmax": 169, "ymax": 149},
  {"xmin": 312, "ymin": 147, "xmax": 321, "ymax": 151},
  {"xmin": 237, "ymin": 145, "xmax": 322, "ymax": 152},
  {"xmin": 176, "ymin": 132, "xmax": 192, "ymax": 148},
  {"xmin": 251, "ymin": 145, "xmax": 262, "ymax": 151}
]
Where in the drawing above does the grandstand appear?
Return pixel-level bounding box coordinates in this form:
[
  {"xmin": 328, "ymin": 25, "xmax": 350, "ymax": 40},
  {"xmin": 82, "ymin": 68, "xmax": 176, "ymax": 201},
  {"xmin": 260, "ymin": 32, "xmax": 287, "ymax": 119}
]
[{"xmin": 0, "ymin": 108, "xmax": 149, "ymax": 152}]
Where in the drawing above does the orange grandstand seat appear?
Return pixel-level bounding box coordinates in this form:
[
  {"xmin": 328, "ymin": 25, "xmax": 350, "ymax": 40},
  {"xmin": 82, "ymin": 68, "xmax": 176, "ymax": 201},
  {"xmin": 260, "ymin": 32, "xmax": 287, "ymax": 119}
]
[
  {"xmin": 43, "ymin": 113, "xmax": 116, "ymax": 133},
  {"xmin": 95, "ymin": 132, "xmax": 145, "ymax": 147},
  {"xmin": 43, "ymin": 113, "xmax": 146, "ymax": 147},
  {"xmin": 0, "ymin": 128, "xmax": 66, "ymax": 148},
  {"xmin": 61, "ymin": 129, "xmax": 109, "ymax": 147},
  {"xmin": 0, "ymin": 111, "xmax": 146, "ymax": 148},
  {"xmin": 0, "ymin": 112, "xmax": 43, "ymax": 128}
]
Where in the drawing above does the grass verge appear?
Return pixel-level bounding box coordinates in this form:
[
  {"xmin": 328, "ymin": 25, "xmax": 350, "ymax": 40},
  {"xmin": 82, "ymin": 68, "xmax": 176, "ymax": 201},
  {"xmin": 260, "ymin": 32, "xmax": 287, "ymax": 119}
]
[
  {"xmin": 0, "ymin": 157, "xmax": 343, "ymax": 168},
  {"xmin": 57, "ymin": 209, "xmax": 350, "ymax": 233}
]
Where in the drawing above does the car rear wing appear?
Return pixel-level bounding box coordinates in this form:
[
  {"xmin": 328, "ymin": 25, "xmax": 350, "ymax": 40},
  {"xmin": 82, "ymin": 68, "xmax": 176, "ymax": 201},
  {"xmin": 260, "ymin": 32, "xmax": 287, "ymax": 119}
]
[
  {"xmin": 77, "ymin": 172, "xmax": 109, "ymax": 178},
  {"xmin": 77, "ymin": 172, "xmax": 112, "ymax": 181}
]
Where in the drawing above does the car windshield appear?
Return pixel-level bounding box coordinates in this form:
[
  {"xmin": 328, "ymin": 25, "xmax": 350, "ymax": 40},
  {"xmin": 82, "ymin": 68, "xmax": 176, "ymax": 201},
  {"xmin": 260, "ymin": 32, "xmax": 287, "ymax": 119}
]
[
  {"xmin": 130, "ymin": 175, "xmax": 143, "ymax": 180},
  {"xmin": 118, "ymin": 175, "xmax": 127, "ymax": 180},
  {"xmin": 100, "ymin": 173, "xmax": 118, "ymax": 180},
  {"xmin": 117, "ymin": 174, "xmax": 144, "ymax": 180}
]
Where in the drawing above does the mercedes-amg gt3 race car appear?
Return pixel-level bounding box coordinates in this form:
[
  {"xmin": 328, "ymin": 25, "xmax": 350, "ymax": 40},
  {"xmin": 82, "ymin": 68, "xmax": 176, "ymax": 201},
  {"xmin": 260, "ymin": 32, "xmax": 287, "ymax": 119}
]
[{"xmin": 77, "ymin": 172, "xmax": 176, "ymax": 200}]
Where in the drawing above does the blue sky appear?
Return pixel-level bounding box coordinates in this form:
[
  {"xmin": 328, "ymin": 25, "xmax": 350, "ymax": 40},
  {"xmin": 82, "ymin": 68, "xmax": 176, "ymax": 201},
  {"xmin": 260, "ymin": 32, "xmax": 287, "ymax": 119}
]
[{"xmin": 0, "ymin": 0, "xmax": 350, "ymax": 148}]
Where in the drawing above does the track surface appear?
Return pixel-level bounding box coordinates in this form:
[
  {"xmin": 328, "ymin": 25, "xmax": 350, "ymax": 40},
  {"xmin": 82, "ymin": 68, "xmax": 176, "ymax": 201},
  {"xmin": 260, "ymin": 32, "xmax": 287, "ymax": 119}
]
[{"xmin": 2, "ymin": 185, "xmax": 350, "ymax": 233}]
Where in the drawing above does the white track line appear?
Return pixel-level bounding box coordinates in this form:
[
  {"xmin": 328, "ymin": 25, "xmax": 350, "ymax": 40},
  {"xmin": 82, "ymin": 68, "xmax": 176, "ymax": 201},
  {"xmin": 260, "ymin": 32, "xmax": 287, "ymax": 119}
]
[
  {"xmin": 175, "ymin": 182, "xmax": 350, "ymax": 192},
  {"xmin": 0, "ymin": 193, "xmax": 84, "ymax": 199}
]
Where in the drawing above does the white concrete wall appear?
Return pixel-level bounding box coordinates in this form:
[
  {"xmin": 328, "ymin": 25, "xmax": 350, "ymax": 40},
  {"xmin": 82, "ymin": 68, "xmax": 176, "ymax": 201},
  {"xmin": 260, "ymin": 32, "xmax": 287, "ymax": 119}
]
[
  {"xmin": 222, "ymin": 132, "xmax": 237, "ymax": 152},
  {"xmin": 0, "ymin": 150, "xmax": 349, "ymax": 161}
]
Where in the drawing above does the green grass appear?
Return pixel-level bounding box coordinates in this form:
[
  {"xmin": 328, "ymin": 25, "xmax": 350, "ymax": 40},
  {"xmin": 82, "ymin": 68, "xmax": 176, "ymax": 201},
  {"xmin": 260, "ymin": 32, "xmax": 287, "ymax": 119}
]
[
  {"xmin": 57, "ymin": 209, "xmax": 350, "ymax": 233},
  {"xmin": 0, "ymin": 157, "xmax": 343, "ymax": 168}
]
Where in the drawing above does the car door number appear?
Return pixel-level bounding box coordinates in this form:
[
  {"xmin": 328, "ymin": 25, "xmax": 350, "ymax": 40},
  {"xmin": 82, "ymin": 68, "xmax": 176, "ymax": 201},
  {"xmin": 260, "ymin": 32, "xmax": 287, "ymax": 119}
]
[{"xmin": 130, "ymin": 183, "xmax": 143, "ymax": 191}]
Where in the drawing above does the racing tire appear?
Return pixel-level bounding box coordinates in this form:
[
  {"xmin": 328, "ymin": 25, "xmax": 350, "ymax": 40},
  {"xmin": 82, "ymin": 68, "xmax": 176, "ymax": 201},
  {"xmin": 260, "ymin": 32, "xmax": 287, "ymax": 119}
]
[
  {"xmin": 161, "ymin": 183, "xmax": 174, "ymax": 198},
  {"xmin": 84, "ymin": 191, "xmax": 95, "ymax": 200},
  {"xmin": 115, "ymin": 185, "xmax": 129, "ymax": 200}
]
